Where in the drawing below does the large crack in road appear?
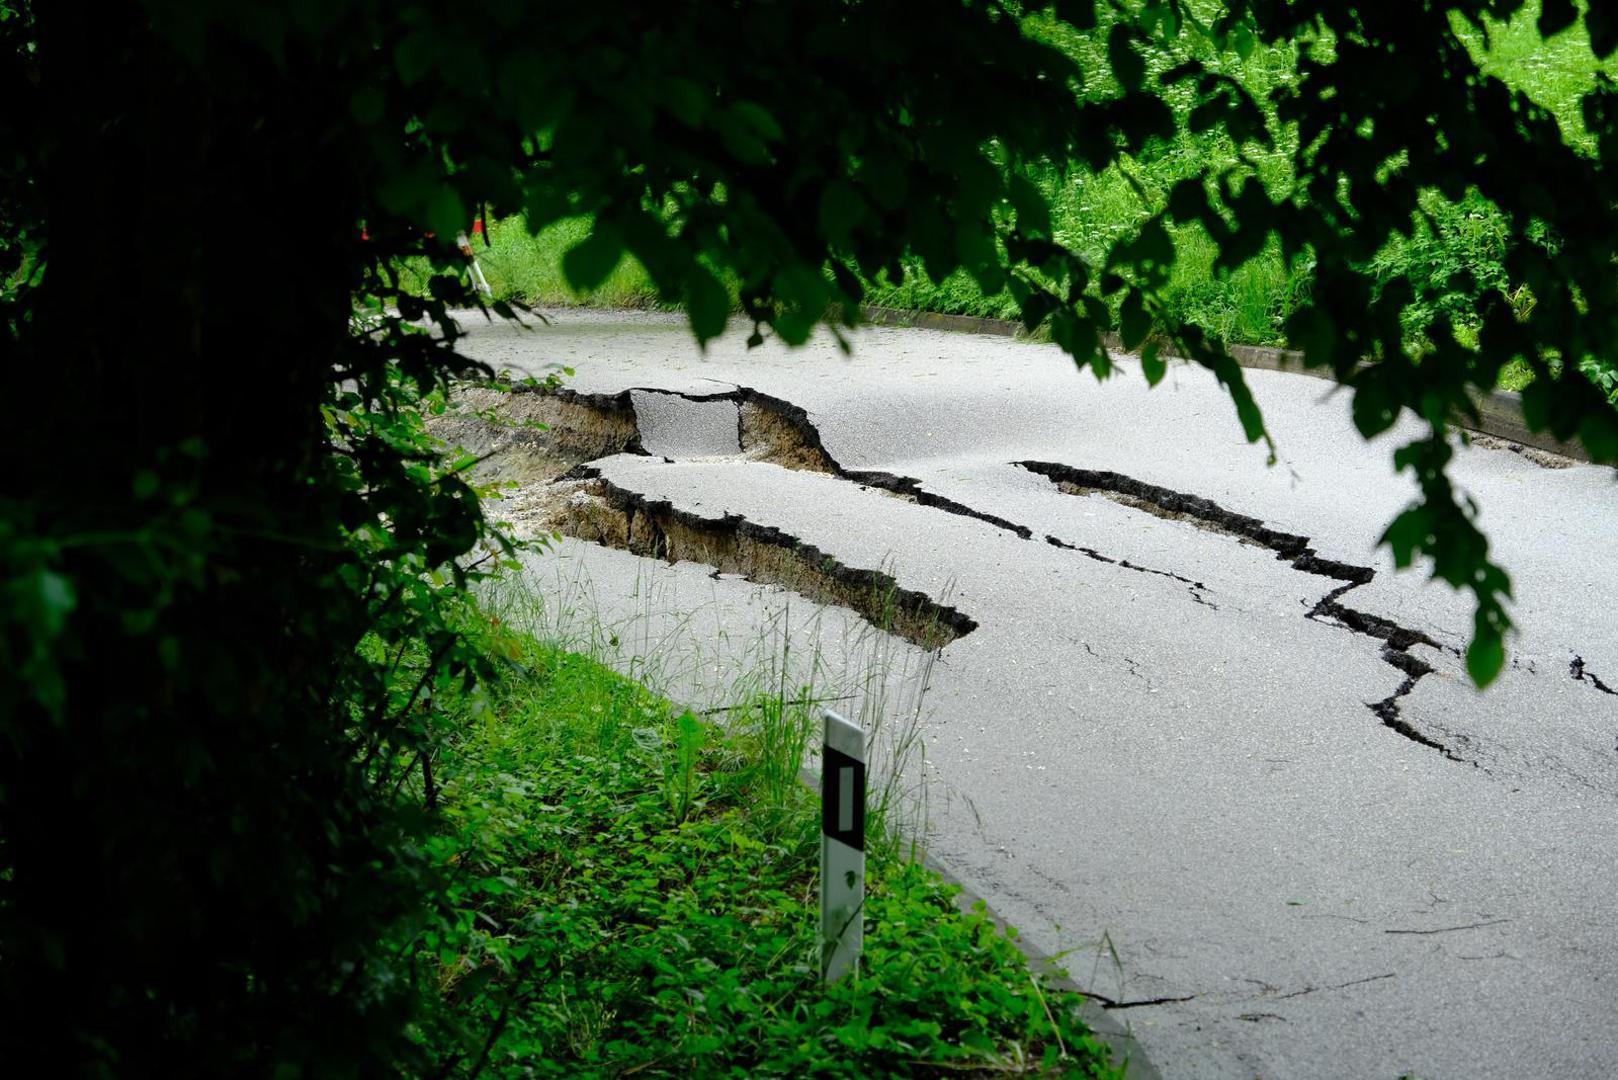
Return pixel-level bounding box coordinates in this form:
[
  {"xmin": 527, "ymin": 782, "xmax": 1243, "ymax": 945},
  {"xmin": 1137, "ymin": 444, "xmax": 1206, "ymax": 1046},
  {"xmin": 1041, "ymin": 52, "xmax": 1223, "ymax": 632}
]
[
  {"xmin": 441, "ymin": 380, "xmax": 1465, "ymax": 764},
  {"xmin": 1013, "ymin": 461, "xmax": 1460, "ymax": 763},
  {"xmin": 551, "ymin": 465, "xmax": 975, "ymax": 649},
  {"xmin": 436, "ymin": 378, "xmax": 1507, "ymax": 767},
  {"xmin": 1570, "ymin": 655, "xmax": 1618, "ymax": 754}
]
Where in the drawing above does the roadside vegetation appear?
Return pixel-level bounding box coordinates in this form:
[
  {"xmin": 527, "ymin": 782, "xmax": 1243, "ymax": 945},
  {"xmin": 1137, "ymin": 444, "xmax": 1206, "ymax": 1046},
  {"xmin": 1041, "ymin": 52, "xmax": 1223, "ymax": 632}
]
[
  {"xmin": 444, "ymin": 1, "xmax": 1616, "ymax": 399},
  {"xmin": 388, "ymin": 575, "xmax": 1119, "ymax": 1077}
]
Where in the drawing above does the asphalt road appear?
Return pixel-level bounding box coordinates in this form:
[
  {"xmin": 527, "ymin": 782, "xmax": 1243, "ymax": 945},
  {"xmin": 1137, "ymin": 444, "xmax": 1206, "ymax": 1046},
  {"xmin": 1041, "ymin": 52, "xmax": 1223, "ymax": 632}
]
[{"xmin": 456, "ymin": 309, "xmax": 1618, "ymax": 1080}]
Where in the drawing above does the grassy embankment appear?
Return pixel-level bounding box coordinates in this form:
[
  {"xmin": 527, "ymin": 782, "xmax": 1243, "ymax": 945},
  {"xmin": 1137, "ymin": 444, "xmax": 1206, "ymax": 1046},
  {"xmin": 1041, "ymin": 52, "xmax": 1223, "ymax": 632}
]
[
  {"xmin": 390, "ymin": 578, "xmax": 1123, "ymax": 1078},
  {"xmin": 425, "ymin": 3, "xmax": 1614, "ymax": 396}
]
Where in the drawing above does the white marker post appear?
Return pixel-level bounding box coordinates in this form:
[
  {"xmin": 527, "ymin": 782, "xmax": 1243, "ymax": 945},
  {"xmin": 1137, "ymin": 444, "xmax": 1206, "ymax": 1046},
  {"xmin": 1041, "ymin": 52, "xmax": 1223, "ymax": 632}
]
[
  {"xmin": 456, "ymin": 230, "xmax": 493, "ymax": 297},
  {"xmin": 820, "ymin": 708, "xmax": 866, "ymax": 983}
]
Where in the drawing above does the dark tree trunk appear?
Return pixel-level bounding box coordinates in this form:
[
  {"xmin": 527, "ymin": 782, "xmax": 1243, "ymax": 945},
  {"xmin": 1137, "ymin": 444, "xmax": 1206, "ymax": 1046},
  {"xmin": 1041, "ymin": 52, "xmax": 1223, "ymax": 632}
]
[{"xmin": 2, "ymin": 6, "xmax": 398, "ymax": 1073}]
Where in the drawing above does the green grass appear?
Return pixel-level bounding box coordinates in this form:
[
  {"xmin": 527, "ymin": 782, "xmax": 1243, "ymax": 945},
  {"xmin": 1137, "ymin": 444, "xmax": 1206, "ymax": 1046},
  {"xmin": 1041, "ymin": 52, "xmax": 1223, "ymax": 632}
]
[
  {"xmin": 395, "ymin": 608, "xmax": 1119, "ymax": 1078},
  {"xmin": 430, "ymin": 2, "xmax": 1613, "ymax": 397},
  {"xmin": 1460, "ymin": 2, "xmax": 1618, "ymax": 149},
  {"xmin": 402, "ymin": 215, "xmax": 661, "ymax": 310}
]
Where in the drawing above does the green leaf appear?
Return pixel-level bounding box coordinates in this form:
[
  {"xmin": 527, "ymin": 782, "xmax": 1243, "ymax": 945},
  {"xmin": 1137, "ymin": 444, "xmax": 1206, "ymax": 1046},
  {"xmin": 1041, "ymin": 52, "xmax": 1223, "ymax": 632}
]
[
  {"xmin": 957, "ymin": 223, "xmax": 1004, "ymax": 295},
  {"xmin": 818, "ymin": 181, "xmax": 869, "ymax": 242},
  {"xmin": 1108, "ymin": 24, "xmax": 1145, "ymax": 91},
  {"xmin": 1351, "ymin": 377, "xmax": 1399, "ymax": 438},
  {"xmin": 1054, "ymin": 0, "xmax": 1097, "ymax": 30},
  {"xmin": 660, "ymin": 77, "xmax": 706, "ymax": 126},
  {"xmin": 1591, "ymin": 7, "xmax": 1618, "ymax": 57},
  {"xmin": 774, "ymin": 309, "xmax": 816, "ymax": 345},
  {"xmin": 776, "ymin": 264, "xmax": 830, "ymax": 317},
  {"xmin": 1231, "ymin": 21, "xmax": 1257, "ymax": 60},
  {"xmin": 1577, "ymin": 407, "xmax": 1618, "ymax": 462},
  {"xmin": 1118, "ymin": 217, "xmax": 1174, "ymax": 273},
  {"xmin": 729, "ymin": 100, "xmax": 782, "ymax": 141},
  {"xmin": 685, "ymin": 266, "xmax": 730, "ymax": 343},
  {"xmin": 1466, "ymin": 625, "xmax": 1505, "ymax": 688},
  {"xmin": 1538, "ymin": 0, "xmax": 1578, "ymax": 38},
  {"xmin": 348, "ymin": 86, "xmax": 385, "ymax": 126},
  {"xmin": 1008, "ymin": 174, "xmax": 1052, "ymax": 239},
  {"xmin": 290, "ymin": 0, "xmax": 341, "ymax": 34},
  {"xmin": 425, "ymin": 187, "xmax": 468, "ymax": 240},
  {"xmin": 1199, "ymin": 348, "xmax": 1266, "ymax": 443},
  {"xmin": 14, "ymin": 569, "xmax": 77, "ymax": 638},
  {"xmin": 1166, "ymin": 178, "xmax": 1210, "ymax": 224},
  {"xmin": 1380, "ymin": 507, "xmax": 1433, "ymax": 569},
  {"xmin": 394, "ymin": 31, "xmax": 438, "ymax": 85},
  {"xmin": 720, "ymin": 101, "xmax": 782, "ymax": 163},
  {"xmin": 1141, "ymin": 341, "xmax": 1166, "ymax": 386},
  {"xmin": 562, "ymin": 224, "xmax": 623, "ymax": 292},
  {"xmin": 1119, "ymin": 291, "xmax": 1151, "ymax": 351},
  {"xmin": 132, "ymin": 469, "xmax": 160, "ymax": 500},
  {"xmin": 911, "ymin": 204, "xmax": 958, "ymax": 284}
]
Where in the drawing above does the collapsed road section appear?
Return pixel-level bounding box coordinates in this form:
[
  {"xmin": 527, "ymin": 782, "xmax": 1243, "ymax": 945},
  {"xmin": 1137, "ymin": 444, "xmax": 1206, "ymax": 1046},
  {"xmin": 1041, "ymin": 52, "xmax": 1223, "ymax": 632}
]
[
  {"xmin": 438, "ymin": 378, "xmax": 1520, "ymax": 766},
  {"xmin": 547, "ymin": 466, "xmax": 976, "ymax": 650}
]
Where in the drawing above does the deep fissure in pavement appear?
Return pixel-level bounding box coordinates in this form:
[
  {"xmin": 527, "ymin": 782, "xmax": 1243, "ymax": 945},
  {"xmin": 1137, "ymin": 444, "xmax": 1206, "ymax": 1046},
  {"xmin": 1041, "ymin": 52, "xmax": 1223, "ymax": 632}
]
[
  {"xmin": 1570, "ymin": 655, "xmax": 1617, "ymax": 697},
  {"xmin": 426, "ymin": 384, "xmax": 647, "ymax": 485},
  {"xmin": 650, "ymin": 386, "xmax": 1250, "ymax": 609},
  {"xmin": 444, "ymin": 382, "xmax": 981, "ymax": 647},
  {"xmin": 1570, "ymin": 656, "xmax": 1618, "ymax": 753},
  {"xmin": 445, "ymin": 381, "xmax": 1462, "ymax": 759},
  {"xmin": 550, "ymin": 466, "xmax": 975, "ymax": 649},
  {"xmin": 465, "ymin": 380, "xmax": 1029, "ymax": 531},
  {"xmin": 1016, "ymin": 461, "xmax": 1460, "ymax": 762},
  {"xmin": 680, "ymin": 384, "xmax": 1038, "ymax": 537}
]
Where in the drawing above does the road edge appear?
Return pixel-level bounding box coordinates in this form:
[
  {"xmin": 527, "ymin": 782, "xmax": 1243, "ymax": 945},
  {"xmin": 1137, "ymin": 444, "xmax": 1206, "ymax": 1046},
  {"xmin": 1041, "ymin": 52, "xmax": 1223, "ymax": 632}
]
[
  {"xmin": 860, "ymin": 305, "xmax": 1589, "ymax": 464},
  {"xmin": 917, "ymin": 849, "xmax": 1166, "ymax": 1080},
  {"xmin": 796, "ymin": 766, "xmax": 1161, "ymax": 1078}
]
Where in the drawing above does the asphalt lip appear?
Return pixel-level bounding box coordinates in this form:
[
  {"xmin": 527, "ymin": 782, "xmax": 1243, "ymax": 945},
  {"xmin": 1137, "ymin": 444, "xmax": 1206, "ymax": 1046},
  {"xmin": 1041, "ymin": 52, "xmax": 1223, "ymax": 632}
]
[
  {"xmin": 860, "ymin": 304, "xmax": 1589, "ymax": 464},
  {"xmin": 919, "ymin": 849, "xmax": 1166, "ymax": 1080},
  {"xmin": 796, "ymin": 765, "xmax": 1163, "ymax": 1080}
]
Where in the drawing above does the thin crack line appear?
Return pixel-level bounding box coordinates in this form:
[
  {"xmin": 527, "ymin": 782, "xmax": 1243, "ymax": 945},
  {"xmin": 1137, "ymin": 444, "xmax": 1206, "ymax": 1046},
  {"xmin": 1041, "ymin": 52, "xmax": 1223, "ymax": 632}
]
[
  {"xmin": 1082, "ymin": 991, "xmax": 1198, "ymax": 1009},
  {"xmin": 1384, "ymin": 919, "xmax": 1510, "ymax": 935},
  {"xmin": 1569, "ymin": 655, "xmax": 1618, "ymax": 753},
  {"xmin": 1273, "ymin": 972, "xmax": 1395, "ymax": 1000},
  {"xmin": 1046, "ymin": 535, "xmax": 1216, "ymax": 608}
]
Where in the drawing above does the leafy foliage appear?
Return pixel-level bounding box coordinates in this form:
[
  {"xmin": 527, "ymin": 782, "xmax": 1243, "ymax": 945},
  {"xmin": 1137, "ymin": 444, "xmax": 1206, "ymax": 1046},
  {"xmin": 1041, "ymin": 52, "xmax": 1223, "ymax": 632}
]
[{"xmin": 2, "ymin": 0, "xmax": 1616, "ymax": 1072}]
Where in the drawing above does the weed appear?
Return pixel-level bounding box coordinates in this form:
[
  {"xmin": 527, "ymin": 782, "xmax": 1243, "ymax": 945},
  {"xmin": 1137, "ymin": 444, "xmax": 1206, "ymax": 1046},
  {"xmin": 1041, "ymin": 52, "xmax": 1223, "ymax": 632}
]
[{"xmin": 398, "ymin": 603, "xmax": 1118, "ymax": 1077}]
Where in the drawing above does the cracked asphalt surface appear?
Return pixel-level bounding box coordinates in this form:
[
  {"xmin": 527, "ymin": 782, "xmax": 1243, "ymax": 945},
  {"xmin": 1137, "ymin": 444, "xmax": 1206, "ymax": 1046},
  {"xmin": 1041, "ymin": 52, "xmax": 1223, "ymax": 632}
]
[{"xmin": 456, "ymin": 309, "xmax": 1618, "ymax": 1080}]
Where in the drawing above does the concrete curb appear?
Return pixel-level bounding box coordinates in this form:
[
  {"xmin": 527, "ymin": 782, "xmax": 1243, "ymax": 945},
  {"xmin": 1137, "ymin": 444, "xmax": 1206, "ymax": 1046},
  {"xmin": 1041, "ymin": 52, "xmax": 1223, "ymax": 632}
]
[{"xmin": 861, "ymin": 305, "xmax": 1589, "ymax": 464}]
